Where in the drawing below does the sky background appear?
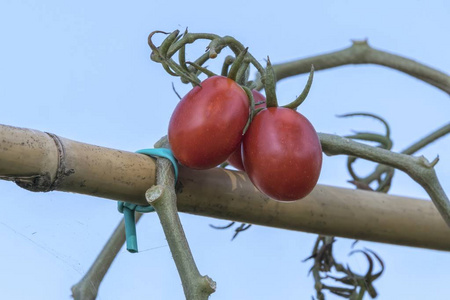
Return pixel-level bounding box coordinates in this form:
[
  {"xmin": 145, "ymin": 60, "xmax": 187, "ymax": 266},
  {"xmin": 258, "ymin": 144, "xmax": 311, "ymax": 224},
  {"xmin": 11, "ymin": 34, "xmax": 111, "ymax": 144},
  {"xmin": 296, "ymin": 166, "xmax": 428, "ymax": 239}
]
[{"xmin": 1, "ymin": 0, "xmax": 450, "ymax": 299}]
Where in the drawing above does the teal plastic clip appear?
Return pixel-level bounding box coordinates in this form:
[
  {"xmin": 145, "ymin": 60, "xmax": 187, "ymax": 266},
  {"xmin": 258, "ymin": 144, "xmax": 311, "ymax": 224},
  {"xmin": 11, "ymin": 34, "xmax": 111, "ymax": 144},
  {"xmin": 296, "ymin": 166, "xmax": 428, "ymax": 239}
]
[{"xmin": 117, "ymin": 148, "xmax": 178, "ymax": 253}]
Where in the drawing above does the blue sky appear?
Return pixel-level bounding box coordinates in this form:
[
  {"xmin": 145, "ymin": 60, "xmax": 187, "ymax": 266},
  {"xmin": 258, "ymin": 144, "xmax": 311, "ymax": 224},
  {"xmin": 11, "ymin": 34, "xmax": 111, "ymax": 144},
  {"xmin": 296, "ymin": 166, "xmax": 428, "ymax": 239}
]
[{"xmin": 1, "ymin": 0, "xmax": 449, "ymax": 299}]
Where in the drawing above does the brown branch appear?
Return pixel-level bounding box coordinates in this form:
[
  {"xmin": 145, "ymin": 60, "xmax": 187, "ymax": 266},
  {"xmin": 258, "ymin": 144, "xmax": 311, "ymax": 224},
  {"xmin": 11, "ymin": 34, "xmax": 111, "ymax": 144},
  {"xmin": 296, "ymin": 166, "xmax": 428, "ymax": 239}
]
[
  {"xmin": 71, "ymin": 213, "xmax": 143, "ymax": 300},
  {"xmin": 255, "ymin": 40, "xmax": 450, "ymax": 95}
]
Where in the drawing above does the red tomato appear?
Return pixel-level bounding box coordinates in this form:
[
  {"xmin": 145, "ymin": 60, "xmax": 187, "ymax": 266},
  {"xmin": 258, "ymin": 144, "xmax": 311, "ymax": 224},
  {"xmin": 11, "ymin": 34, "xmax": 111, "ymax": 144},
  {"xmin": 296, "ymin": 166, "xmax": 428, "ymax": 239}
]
[
  {"xmin": 169, "ymin": 76, "xmax": 249, "ymax": 169},
  {"xmin": 242, "ymin": 107, "xmax": 322, "ymax": 201},
  {"xmin": 226, "ymin": 90, "xmax": 266, "ymax": 170}
]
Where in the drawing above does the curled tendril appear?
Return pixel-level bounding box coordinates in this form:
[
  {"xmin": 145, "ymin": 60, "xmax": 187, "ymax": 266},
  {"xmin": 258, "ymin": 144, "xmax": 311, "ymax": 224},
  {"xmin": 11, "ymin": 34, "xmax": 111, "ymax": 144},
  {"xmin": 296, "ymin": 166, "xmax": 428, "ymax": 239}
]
[
  {"xmin": 209, "ymin": 222, "xmax": 252, "ymax": 240},
  {"xmin": 209, "ymin": 221, "xmax": 235, "ymax": 230},
  {"xmin": 307, "ymin": 113, "xmax": 390, "ymax": 299},
  {"xmin": 305, "ymin": 236, "xmax": 384, "ymax": 299},
  {"xmin": 171, "ymin": 82, "xmax": 182, "ymax": 100},
  {"xmin": 338, "ymin": 112, "xmax": 395, "ymax": 192}
]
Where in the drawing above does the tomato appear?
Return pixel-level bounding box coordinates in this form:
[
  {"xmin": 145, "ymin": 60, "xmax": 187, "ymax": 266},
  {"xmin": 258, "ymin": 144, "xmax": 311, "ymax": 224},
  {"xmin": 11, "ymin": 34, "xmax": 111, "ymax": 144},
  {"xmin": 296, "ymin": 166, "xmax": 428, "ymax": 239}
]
[
  {"xmin": 168, "ymin": 76, "xmax": 249, "ymax": 169},
  {"xmin": 226, "ymin": 90, "xmax": 266, "ymax": 171},
  {"xmin": 242, "ymin": 107, "xmax": 322, "ymax": 201}
]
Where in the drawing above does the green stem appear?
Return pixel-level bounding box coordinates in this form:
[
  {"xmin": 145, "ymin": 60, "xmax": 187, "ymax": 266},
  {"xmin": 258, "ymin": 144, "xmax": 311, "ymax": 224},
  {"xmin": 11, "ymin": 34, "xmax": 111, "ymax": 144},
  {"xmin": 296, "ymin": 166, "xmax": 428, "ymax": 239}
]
[
  {"xmin": 186, "ymin": 62, "xmax": 216, "ymax": 78},
  {"xmin": 402, "ymin": 122, "xmax": 450, "ymax": 155},
  {"xmin": 159, "ymin": 30, "xmax": 181, "ymax": 57},
  {"xmin": 166, "ymin": 59, "xmax": 201, "ymax": 85},
  {"xmin": 344, "ymin": 132, "xmax": 392, "ymax": 149},
  {"xmin": 282, "ymin": 65, "xmax": 314, "ymax": 110},
  {"xmin": 264, "ymin": 57, "xmax": 278, "ymax": 107},
  {"xmin": 338, "ymin": 112, "xmax": 391, "ymax": 138},
  {"xmin": 236, "ymin": 59, "xmax": 251, "ymax": 85},
  {"xmin": 242, "ymin": 86, "xmax": 256, "ymax": 135},
  {"xmin": 147, "ymin": 30, "xmax": 170, "ymax": 61},
  {"xmin": 167, "ymin": 32, "xmax": 221, "ymax": 58},
  {"xmin": 254, "ymin": 40, "xmax": 450, "ymax": 95},
  {"xmin": 319, "ymin": 132, "xmax": 450, "ymax": 228},
  {"xmin": 207, "ymin": 36, "xmax": 265, "ymax": 75},
  {"xmin": 221, "ymin": 56, "xmax": 235, "ymax": 76},
  {"xmin": 179, "ymin": 44, "xmax": 189, "ymax": 72},
  {"xmin": 227, "ymin": 48, "xmax": 248, "ymax": 81},
  {"xmin": 146, "ymin": 158, "xmax": 215, "ymax": 299}
]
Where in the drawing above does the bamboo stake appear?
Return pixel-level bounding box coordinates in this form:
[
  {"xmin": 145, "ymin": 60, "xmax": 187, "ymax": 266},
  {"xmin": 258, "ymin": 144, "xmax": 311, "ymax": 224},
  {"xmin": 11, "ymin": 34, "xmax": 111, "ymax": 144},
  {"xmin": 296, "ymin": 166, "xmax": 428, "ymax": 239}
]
[{"xmin": 1, "ymin": 124, "xmax": 449, "ymax": 251}]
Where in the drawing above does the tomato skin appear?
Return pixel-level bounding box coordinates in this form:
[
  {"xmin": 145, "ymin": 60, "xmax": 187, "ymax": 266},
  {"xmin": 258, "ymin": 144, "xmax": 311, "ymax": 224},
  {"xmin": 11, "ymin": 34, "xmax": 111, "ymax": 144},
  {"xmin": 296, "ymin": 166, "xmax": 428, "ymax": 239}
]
[
  {"xmin": 242, "ymin": 107, "xmax": 322, "ymax": 201},
  {"xmin": 168, "ymin": 76, "xmax": 249, "ymax": 169},
  {"xmin": 226, "ymin": 90, "xmax": 266, "ymax": 171}
]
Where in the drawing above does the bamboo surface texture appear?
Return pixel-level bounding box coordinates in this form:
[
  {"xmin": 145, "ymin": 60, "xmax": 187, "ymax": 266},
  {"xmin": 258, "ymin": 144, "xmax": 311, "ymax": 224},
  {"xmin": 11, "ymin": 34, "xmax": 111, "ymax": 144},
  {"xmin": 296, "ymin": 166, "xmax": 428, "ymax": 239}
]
[{"xmin": 1, "ymin": 124, "xmax": 449, "ymax": 251}]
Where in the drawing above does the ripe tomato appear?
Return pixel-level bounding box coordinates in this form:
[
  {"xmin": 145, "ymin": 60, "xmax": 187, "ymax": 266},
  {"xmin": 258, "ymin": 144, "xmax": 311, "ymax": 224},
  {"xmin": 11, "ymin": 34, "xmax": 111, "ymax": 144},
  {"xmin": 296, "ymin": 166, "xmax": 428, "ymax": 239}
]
[
  {"xmin": 242, "ymin": 107, "xmax": 322, "ymax": 201},
  {"xmin": 169, "ymin": 76, "xmax": 249, "ymax": 169},
  {"xmin": 226, "ymin": 90, "xmax": 266, "ymax": 171}
]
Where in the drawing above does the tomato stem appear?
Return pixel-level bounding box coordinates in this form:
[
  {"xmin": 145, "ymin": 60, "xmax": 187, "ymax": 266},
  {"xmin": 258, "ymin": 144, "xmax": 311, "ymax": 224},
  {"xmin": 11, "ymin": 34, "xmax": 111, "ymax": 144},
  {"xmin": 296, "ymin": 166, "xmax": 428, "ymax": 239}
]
[
  {"xmin": 264, "ymin": 57, "xmax": 279, "ymax": 108},
  {"xmin": 149, "ymin": 30, "xmax": 267, "ymax": 90},
  {"xmin": 246, "ymin": 80, "xmax": 257, "ymax": 90},
  {"xmin": 282, "ymin": 65, "xmax": 314, "ymax": 110},
  {"xmin": 186, "ymin": 62, "xmax": 217, "ymax": 78},
  {"xmin": 236, "ymin": 58, "xmax": 251, "ymax": 85},
  {"xmin": 242, "ymin": 86, "xmax": 255, "ymax": 135},
  {"xmin": 228, "ymin": 47, "xmax": 248, "ymax": 81},
  {"xmin": 161, "ymin": 61, "xmax": 179, "ymax": 76},
  {"xmin": 221, "ymin": 55, "xmax": 235, "ymax": 76},
  {"xmin": 159, "ymin": 30, "xmax": 180, "ymax": 58},
  {"xmin": 167, "ymin": 59, "xmax": 201, "ymax": 86},
  {"xmin": 168, "ymin": 32, "xmax": 221, "ymax": 57},
  {"xmin": 148, "ymin": 30, "xmax": 170, "ymax": 61},
  {"xmin": 178, "ymin": 44, "xmax": 189, "ymax": 73}
]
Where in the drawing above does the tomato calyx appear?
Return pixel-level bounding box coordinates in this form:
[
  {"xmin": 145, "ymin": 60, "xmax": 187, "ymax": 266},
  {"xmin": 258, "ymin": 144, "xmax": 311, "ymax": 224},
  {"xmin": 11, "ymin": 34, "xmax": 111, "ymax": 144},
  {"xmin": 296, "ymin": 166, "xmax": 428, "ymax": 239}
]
[
  {"xmin": 264, "ymin": 57, "xmax": 279, "ymax": 108},
  {"xmin": 148, "ymin": 30, "xmax": 268, "ymax": 130},
  {"xmin": 148, "ymin": 29, "xmax": 266, "ymax": 90},
  {"xmin": 227, "ymin": 47, "xmax": 249, "ymax": 82},
  {"xmin": 182, "ymin": 47, "xmax": 262, "ymax": 137},
  {"xmin": 241, "ymin": 86, "xmax": 257, "ymax": 135},
  {"xmin": 264, "ymin": 57, "xmax": 315, "ymax": 110},
  {"xmin": 282, "ymin": 65, "xmax": 314, "ymax": 110}
]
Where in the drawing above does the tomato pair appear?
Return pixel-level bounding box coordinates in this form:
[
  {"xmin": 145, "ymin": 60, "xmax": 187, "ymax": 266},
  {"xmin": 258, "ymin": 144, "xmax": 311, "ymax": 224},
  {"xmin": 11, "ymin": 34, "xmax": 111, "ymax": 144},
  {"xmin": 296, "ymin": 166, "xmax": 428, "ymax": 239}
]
[{"xmin": 168, "ymin": 76, "xmax": 322, "ymax": 201}]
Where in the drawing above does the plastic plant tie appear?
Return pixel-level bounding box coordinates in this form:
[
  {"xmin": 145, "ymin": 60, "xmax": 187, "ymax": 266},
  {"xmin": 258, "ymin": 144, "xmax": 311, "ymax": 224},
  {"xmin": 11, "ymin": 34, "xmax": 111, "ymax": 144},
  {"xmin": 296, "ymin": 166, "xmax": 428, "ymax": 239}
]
[{"xmin": 117, "ymin": 148, "xmax": 178, "ymax": 253}]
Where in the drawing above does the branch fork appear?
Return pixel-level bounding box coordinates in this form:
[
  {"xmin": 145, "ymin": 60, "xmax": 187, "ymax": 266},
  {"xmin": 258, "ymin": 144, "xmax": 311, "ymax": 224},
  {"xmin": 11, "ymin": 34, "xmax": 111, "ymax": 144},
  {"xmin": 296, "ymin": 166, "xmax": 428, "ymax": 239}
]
[{"xmin": 145, "ymin": 157, "xmax": 215, "ymax": 300}]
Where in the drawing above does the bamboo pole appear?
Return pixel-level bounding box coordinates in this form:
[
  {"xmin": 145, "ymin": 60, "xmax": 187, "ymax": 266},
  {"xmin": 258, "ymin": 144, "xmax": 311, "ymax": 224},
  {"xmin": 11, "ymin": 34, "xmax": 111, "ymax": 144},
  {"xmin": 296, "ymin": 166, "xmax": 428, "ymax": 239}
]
[
  {"xmin": 0, "ymin": 124, "xmax": 157, "ymax": 200},
  {"xmin": 1, "ymin": 124, "xmax": 449, "ymax": 251}
]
